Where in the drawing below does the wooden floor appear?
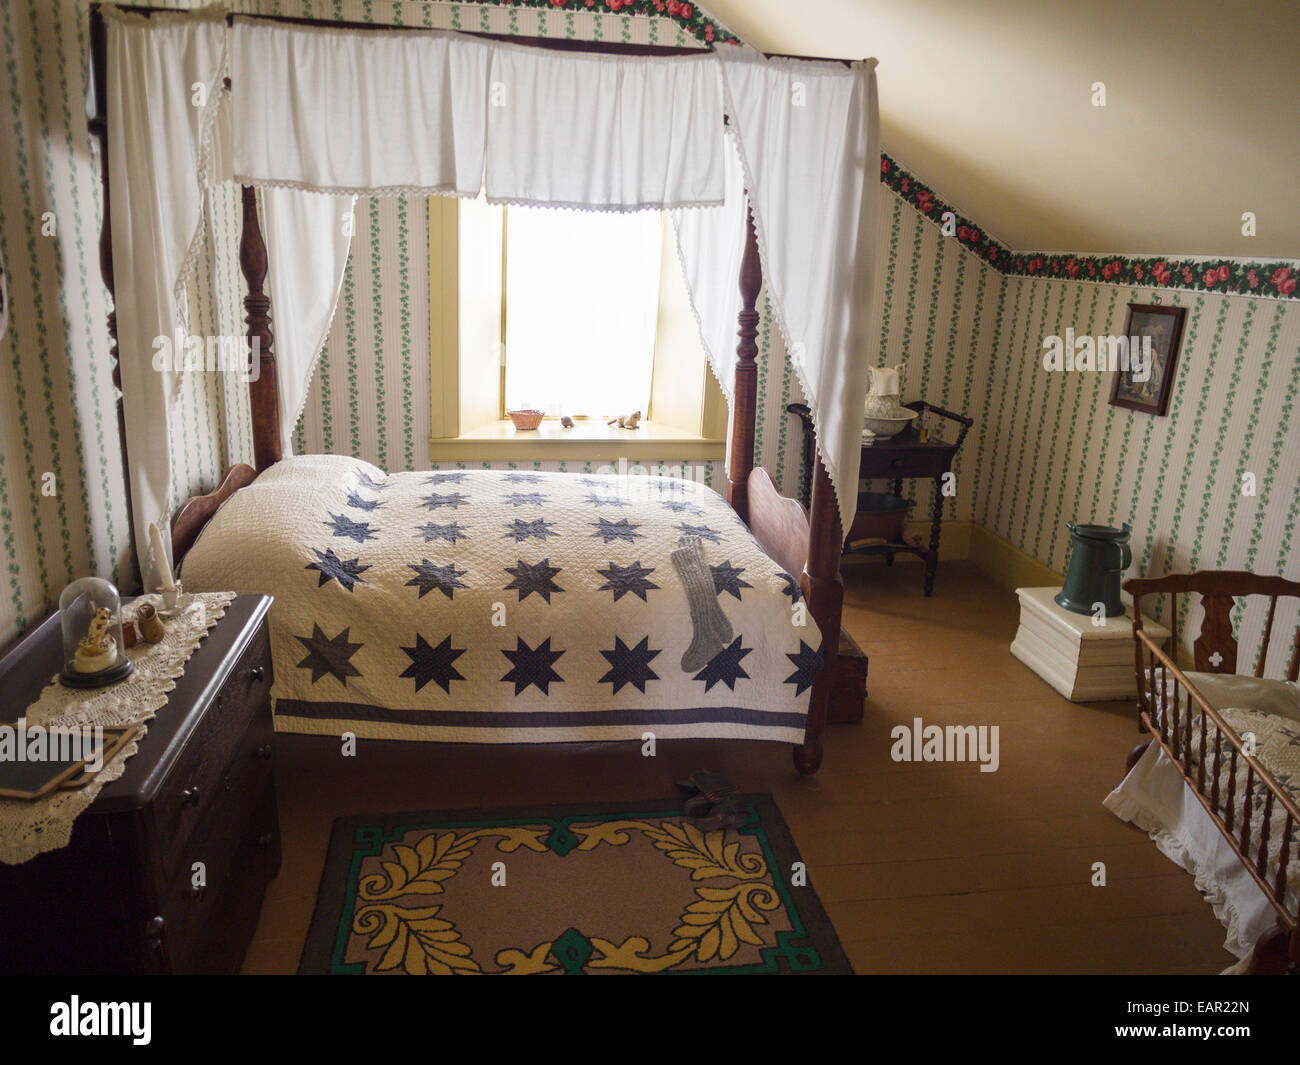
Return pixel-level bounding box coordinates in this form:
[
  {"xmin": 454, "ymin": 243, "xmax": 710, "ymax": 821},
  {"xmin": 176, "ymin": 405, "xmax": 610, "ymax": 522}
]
[{"xmin": 242, "ymin": 560, "xmax": 1233, "ymax": 974}]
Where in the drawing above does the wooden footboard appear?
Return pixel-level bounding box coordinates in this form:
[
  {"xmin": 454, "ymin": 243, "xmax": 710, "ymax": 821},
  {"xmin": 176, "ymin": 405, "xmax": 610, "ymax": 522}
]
[{"xmin": 1126, "ymin": 571, "xmax": 1300, "ymax": 973}]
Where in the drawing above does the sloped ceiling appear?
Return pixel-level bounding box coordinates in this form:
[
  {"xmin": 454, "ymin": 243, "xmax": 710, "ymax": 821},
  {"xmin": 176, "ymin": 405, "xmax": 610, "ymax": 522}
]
[{"xmin": 706, "ymin": 0, "xmax": 1300, "ymax": 259}]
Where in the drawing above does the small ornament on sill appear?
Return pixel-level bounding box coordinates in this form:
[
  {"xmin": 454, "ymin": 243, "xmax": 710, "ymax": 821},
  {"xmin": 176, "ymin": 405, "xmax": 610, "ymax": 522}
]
[
  {"xmin": 606, "ymin": 411, "xmax": 643, "ymax": 429},
  {"xmin": 560, "ymin": 416, "xmax": 575, "ymax": 429}
]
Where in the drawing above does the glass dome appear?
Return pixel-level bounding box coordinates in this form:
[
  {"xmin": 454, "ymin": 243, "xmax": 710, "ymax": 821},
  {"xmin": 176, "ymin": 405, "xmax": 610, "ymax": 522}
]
[{"xmin": 58, "ymin": 577, "xmax": 133, "ymax": 688}]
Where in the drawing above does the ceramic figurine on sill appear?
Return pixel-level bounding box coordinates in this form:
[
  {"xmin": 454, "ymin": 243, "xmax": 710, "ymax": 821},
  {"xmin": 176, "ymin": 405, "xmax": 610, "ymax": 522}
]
[
  {"xmin": 606, "ymin": 410, "xmax": 643, "ymax": 429},
  {"xmin": 560, "ymin": 416, "xmax": 574, "ymax": 429},
  {"xmin": 73, "ymin": 607, "xmax": 118, "ymax": 674}
]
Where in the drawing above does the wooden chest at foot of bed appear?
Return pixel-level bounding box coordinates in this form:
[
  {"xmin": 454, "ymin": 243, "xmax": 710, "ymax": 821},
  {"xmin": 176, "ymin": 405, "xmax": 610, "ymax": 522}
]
[
  {"xmin": 1010, "ymin": 586, "xmax": 1170, "ymax": 702},
  {"xmin": 0, "ymin": 596, "xmax": 280, "ymax": 974},
  {"xmin": 828, "ymin": 629, "xmax": 868, "ymax": 724}
]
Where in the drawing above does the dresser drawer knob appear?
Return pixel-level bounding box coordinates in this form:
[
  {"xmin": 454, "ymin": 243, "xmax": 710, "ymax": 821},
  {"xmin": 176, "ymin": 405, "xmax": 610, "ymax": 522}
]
[
  {"xmin": 258, "ymin": 832, "xmax": 275, "ymax": 847},
  {"xmin": 181, "ymin": 786, "xmax": 201, "ymax": 807},
  {"xmin": 256, "ymin": 743, "xmax": 273, "ymax": 760},
  {"xmin": 248, "ymin": 665, "xmax": 265, "ymax": 683},
  {"xmin": 146, "ymin": 915, "xmax": 165, "ymax": 950}
]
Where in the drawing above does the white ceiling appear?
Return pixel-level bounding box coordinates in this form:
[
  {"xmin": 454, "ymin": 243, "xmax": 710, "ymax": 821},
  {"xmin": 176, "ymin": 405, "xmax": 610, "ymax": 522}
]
[{"xmin": 704, "ymin": 0, "xmax": 1300, "ymax": 259}]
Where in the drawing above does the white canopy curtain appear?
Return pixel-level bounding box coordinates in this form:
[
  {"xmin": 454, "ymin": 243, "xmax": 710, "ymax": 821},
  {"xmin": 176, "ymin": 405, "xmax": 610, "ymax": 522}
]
[{"xmin": 105, "ymin": 8, "xmax": 879, "ymax": 578}]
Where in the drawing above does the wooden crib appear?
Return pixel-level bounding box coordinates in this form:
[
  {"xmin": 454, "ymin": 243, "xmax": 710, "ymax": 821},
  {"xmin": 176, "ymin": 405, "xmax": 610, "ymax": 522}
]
[{"xmin": 1124, "ymin": 570, "xmax": 1300, "ymax": 974}]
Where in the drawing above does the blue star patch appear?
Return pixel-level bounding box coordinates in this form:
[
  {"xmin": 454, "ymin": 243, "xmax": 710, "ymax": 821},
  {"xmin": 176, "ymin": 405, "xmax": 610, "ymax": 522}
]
[
  {"xmin": 325, "ymin": 512, "xmax": 378, "ymax": 543},
  {"xmin": 598, "ymin": 636, "xmax": 661, "ymax": 694},
  {"xmin": 589, "ymin": 518, "xmax": 644, "ymax": 544},
  {"xmin": 421, "ymin": 491, "xmax": 469, "ymax": 510},
  {"xmin": 693, "ymin": 636, "xmax": 752, "ymax": 692},
  {"xmin": 503, "ymin": 558, "xmax": 564, "ymax": 603},
  {"xmin": 596, "ymin": 560, "xmax": 660, "ymax": 602},
  {"xmin": 783, "ymin": 640, "xmax": 824, "ymax": 695},
  {"xmin": 415, "ymin": 521, "xmax": 470, "ymax": 545},
  {"xmin": 399, "ymin": 633, "xmax": 467, "ymax": 693},
  {"xmin": 306, "ymin": 547, "xmax": 370, "ymax": 592},
  {"xmin": 501, "ymin": 636, "xmax": 565, "ymax": 695},
  {"xmin": 406, "ymin": 559, "xmax": 470, "ymax": 600},
  {"xmin": 503, "ymin": 518, "xmax": 557, "ymax": 543}
]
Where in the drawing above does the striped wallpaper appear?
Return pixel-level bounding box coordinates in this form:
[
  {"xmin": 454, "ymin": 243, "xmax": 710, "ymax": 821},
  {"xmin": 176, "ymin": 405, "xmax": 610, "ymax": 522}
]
[
  {"xmin": 978, "ymin": 274, "xmax": 1300, "ymax": 676},
  {"xmin": 0, "ymin": 0, "xmax": 130, "ymax": 647},
  {"xmin": 1, "ymin": 0, "xmax": 1295, "ymax": 682}
]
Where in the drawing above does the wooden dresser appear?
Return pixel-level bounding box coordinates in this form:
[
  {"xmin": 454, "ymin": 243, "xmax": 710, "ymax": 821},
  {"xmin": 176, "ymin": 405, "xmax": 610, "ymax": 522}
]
[{"xmin": 0, "ymin": 594, "xmax": 279, "ymax": 974}]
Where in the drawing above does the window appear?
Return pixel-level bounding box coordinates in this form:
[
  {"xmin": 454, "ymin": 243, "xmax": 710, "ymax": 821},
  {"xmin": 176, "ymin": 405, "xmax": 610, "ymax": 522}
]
[
  {"xmin": 503, "ymin": 206, "xmax": 662, "ymax": 419},
  {"xmin": 430, "ymin": 195, "xmax": 726, "ymax": 462}
]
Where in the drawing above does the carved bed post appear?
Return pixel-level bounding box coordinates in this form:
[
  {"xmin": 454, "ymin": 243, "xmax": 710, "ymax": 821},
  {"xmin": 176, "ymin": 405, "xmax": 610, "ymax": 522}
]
[
  {"xmin": 240, "ymin": 185, "xmax": 282, "ymax": 471},
  {"xmin": 726, "ymin": 207, "xmax": 760, "ymax": 524},
  {"xmin": 796, "ymin": 456, "xmax": 843, "ymax": 775}
]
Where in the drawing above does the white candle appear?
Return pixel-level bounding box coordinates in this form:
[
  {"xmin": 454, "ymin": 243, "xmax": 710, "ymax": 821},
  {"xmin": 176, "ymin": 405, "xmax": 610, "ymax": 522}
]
[{"xmin": 150, "ymin": 522, "xmax": 176, "ymax": 591}]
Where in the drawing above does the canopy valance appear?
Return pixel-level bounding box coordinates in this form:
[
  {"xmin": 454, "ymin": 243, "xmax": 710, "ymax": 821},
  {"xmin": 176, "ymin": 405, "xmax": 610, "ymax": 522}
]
[{"xmin": 102, "ymin": 6, "xmax": 879, "ymax": 581}]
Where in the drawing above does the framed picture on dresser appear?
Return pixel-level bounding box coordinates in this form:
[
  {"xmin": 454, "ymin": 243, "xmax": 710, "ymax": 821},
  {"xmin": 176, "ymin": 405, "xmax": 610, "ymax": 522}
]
[{"xmin": 1108, "ymin": 302, "xmax": 1186, "ymax": 416}]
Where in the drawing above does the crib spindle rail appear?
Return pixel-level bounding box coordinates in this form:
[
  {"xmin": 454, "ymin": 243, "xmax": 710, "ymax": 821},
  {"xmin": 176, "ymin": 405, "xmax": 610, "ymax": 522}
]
[
  {"xmin": 1133, "ymin": 627, "xmax": 1298, "ymax": 935},
  {"xmin": 1126, "ymin": 572, "xmax": 1300, "ymax": 971}
]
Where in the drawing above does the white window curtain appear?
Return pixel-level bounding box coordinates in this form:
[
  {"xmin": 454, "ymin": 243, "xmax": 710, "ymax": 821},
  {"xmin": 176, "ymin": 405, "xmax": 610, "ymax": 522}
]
[
  {"xmin": 671, "ymin": 130, "xmax": 749, "ymax": 405},
  {"xmin": 230, "ymin": 19, "xmax": 725, "ymax": 209},
  {"xmin": 109, "ymin": 12, "xmax": 879, "ymax": 576},
  {"xmin": 105, "ymin": 7, "xmax": 228, "ymax": 579},
  {"xmin": 713, "ymin": 49, "xmax": 881, "ymax": 534},
  {"xmin": 261, "ymin": 188, "xmax": 357, "ymax": 457},
  {"xmin": 483, "ymin": 44, "xmax": 725, "ymax": 210},
  {"xmin": 230, "ymin": 19, "xmax": 491, "ymax": 196}
]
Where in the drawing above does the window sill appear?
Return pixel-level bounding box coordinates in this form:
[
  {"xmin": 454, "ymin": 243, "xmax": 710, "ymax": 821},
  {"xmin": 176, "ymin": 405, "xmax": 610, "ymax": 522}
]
[{"xmin": 429, "ymin": 419, "xmax": 725, "ymax": 463}]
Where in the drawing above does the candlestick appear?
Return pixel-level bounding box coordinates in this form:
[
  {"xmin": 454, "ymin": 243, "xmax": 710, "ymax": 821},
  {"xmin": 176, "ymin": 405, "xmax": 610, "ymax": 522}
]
[{"xmin": 149, "ymin": 522, "xmax": 175, "ymax": 592}]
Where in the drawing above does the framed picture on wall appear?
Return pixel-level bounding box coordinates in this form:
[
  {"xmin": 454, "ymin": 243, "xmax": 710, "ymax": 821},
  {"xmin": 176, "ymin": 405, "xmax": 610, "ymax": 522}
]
[{"xmin": 1108, "ymin": 303, "xmax": 1186, "ymax": 416}]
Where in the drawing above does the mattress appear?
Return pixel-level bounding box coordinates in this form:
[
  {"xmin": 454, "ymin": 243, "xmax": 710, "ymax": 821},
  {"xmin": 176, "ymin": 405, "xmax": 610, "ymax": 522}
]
[{"xmin": 180, "ymin": 455, "xmax": 818, "ymax": 744}]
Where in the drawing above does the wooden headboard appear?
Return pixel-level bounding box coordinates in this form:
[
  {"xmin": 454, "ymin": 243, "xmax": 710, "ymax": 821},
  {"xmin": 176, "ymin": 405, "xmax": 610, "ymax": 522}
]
[
  {"xmin": 1124, "ymin": 570, "xmax": 1300, "ymax": 679},
  {"xmin": 170, "ymin": 463, "xmax": 258, "ymax": 568}
]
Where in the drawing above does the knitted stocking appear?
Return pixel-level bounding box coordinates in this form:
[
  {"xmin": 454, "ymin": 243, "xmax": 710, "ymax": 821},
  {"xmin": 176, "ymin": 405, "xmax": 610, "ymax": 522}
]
[{"xmin": 671, "ymin": 534, "xmax": 731, "ymax": 672}]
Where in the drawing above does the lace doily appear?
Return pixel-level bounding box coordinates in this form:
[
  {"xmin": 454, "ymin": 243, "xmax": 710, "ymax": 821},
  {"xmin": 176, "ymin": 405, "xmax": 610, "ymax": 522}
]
[{"xmin": 0, "ymin": 591, "xmax": 236, "ymax": 866}]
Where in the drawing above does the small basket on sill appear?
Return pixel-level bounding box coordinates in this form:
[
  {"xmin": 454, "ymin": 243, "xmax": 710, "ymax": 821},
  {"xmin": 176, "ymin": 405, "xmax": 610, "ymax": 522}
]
[{"xmin": 506, "ymin": 409, "xmax": 544, "ymax": 431}]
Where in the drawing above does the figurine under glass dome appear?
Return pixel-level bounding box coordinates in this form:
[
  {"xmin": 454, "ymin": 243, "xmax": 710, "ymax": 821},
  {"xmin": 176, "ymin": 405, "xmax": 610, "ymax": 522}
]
[{"xmin": 58, "ymin": 577, "xmax": 134, "ymax": 688}]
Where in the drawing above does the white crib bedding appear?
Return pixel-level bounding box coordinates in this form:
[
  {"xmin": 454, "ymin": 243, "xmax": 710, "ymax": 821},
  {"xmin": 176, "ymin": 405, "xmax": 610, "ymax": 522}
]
[
  {"xmin": 179, "ymin": 455, "xmax": 818, "ymax": 745},
  {"xmin": 1105, "ymin": 700, "xmax": 1300, "ymax": 959}
]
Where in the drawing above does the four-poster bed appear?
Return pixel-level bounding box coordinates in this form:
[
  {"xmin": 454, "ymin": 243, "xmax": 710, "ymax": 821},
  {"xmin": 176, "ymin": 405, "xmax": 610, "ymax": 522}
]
[{"xmin": 89, "ymin": 4, "xmax": 879, "ymax": 775}]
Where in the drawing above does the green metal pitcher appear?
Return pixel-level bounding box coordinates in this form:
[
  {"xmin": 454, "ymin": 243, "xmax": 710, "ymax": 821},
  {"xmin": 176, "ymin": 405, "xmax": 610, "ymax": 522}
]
[{"xmin": 1054, "ymin": 522, "xmax": 1132, "ymax": 619}]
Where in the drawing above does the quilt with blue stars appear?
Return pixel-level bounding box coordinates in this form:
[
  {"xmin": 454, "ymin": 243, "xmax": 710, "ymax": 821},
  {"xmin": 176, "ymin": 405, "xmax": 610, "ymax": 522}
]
[{"xmin": 181, "ymin": 455, "xmax": 819, "ymax": 745}]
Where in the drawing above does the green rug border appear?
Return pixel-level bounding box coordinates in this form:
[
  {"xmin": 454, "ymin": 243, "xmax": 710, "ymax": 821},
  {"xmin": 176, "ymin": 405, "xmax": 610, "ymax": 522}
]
[{"xmin": 299, "ymin": 793, "xmax": 853, "ymax": 975}]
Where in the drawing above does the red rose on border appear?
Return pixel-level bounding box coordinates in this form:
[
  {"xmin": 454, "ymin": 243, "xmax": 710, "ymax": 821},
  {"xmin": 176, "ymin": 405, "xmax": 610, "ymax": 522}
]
[
  {"xmin": 900, "ymin": 178, "xmax": 909, "ymax": 192},
  {"xmin": 1203, "ymin": 269, "xmax": 1218, "ymax": 287},
  {"xmin": 881, "ymin": 158, "xmax": 891, "ymax": 174},
  {"xmin": 1216, "ymin": 264, "xmax": 1230, "ymax": 282},
  {"xmin": 1282, "ymin": 277, "xmax": 1298, "ymax": 295},
  {"xmin": 1272, "ymin": 267, "xmax": 1292, "ymax": 287},
  {"xmin": 704, "ymin": 24, "xmax": 714, "ymax": 41}
]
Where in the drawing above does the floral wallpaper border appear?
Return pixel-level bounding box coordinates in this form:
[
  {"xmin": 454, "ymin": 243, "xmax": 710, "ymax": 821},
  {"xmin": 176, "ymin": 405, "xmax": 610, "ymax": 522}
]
[
  {"xmin": 489, "ymin": 0, "xmax": 736, "ymax": 44},
  {"xmin": 880, "ymin": 154, "xmax": 1299, "ymax": 301}
]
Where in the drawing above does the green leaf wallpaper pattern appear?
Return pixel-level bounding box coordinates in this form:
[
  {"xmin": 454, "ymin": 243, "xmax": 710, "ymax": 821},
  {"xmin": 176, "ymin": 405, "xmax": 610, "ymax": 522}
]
[{"xmin": 0, "ymin": 0, "xmax": 1295, "ymax": 679}]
